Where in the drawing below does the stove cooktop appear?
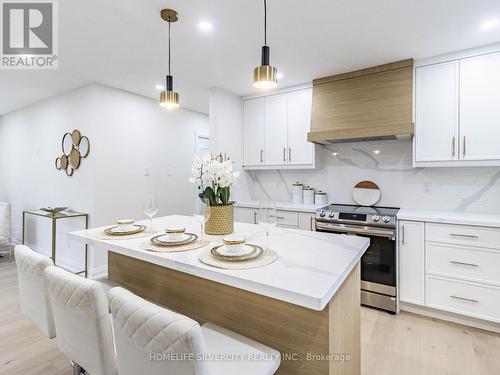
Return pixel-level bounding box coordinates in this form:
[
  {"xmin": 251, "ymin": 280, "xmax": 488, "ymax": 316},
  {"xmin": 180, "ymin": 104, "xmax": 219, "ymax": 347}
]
[{"xmin": 315, "ymin": 204, "xmax": 400, "ymax": 228}]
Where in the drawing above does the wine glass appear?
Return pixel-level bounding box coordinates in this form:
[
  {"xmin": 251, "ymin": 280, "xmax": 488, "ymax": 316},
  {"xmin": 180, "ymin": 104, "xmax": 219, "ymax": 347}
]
[
  {"xmin": 142, "ymin": 195, "xmax": 159, "ymax": 230},
  {"xmin": 258, "ymin": 201, "xmax": 277, "ymax": 250},
  {"xmin": 193, "ymin": 198, "xmax": 210, "ymax": 242}
]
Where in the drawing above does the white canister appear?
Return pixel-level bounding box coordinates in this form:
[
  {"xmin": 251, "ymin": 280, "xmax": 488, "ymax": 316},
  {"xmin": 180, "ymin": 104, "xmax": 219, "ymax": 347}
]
[
  {"xmin": 303, "ymin": 186, "xmax": 315, "ymax": 204},
  {"xmin": 292, "ymin": 182, "xmax": 304, "ymax": 204},
  {"xmin": 315, "ymin": 191, "xmax": 327, "ymax": 206}
]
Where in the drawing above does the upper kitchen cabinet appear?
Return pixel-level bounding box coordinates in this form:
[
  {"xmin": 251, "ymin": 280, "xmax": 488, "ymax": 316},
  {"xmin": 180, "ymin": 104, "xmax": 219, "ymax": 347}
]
[
  {"xmin": 414, "ymin": 47, "xmax": 500, "ymax": 167},
  {"xmin": 264, "ymin": 94, "xmax": 288, "ymax": 166},
  {"xmin": 415, "ymin": 61, "xmax": 459, "ymax": 162},
  {"xmin": 243, "ymin": 86, "xmax": 315, "ymax": 169},
  {"xmin": 243, "ymin": 97, "xmax": 266, "ymax": 166},
  {"xmin": 460, "ymin": 52, "xmax": 500, "ymax": 161}
]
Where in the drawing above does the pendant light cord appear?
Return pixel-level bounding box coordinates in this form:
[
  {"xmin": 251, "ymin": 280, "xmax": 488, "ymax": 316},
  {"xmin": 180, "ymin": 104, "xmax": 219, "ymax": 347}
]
[
  {"xmin": 168, "ymin": 20, "xmax": 171, "ymax": 75},
  {"xmin": 264, "ymin": 0, "xmax": 267, "ymax": 45}
]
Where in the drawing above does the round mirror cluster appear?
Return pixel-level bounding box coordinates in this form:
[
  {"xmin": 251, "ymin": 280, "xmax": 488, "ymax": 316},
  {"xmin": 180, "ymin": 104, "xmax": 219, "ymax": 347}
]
[{"xmin": 55, "ymin": 129, "xmax": 90, "ymax": 176}]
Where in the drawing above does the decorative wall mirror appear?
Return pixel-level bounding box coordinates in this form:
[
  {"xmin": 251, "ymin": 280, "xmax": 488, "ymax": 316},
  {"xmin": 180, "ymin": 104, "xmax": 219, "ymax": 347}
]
[{"xmin": 55, "ymin": 129, "xmax": 90, "ymax": 176}]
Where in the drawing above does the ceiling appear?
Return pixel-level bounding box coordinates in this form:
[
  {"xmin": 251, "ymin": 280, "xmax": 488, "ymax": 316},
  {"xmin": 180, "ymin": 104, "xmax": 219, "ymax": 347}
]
[{"xmin": 1, "ymin": 0, "xmax": 500, "ymax": 115}]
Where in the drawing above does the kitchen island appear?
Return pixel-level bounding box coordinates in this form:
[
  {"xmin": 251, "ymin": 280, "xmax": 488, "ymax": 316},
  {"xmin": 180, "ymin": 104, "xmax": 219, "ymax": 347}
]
[{"xmin": 70, "ymin": 215, "xmax": 369, "ymax": 375}]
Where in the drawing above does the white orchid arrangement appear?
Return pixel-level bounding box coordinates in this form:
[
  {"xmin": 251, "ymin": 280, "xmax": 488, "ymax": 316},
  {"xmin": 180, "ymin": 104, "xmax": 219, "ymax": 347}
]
[{"xmin": 189, "ymin": 153, "xmax": 240, "ymax": 206}]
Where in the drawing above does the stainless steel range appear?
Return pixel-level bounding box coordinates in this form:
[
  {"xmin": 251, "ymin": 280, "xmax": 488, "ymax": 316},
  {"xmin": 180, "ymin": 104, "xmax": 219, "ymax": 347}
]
[{"xmin": 315, "ymin": 204, "xmax": 399, "ymax": 313}]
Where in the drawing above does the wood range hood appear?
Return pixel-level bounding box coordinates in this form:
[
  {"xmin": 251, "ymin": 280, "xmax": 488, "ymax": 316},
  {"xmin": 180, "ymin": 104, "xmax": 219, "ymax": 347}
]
[{"xmin": 308, "ymin": 59, "xmax": 414, "ymax": 144}]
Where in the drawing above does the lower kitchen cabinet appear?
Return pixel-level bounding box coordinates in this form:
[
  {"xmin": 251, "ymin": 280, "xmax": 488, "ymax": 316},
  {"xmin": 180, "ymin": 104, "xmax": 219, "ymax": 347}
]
[
  {"xmin": 399, "ymin": 220, "xmax": 425, "ymax": 305},
  {"xmin": 234, "ymin": 206, "xmax": 316, "ymax": 231}
]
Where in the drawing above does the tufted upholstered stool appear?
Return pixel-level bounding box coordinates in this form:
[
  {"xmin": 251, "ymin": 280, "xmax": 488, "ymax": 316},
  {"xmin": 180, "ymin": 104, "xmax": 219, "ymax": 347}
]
[
  {"xmin": 14, "ymin": 245, "xmax": 56, "ymax": 338},
  {"xmin": 109, "ymin": 287, "xmax": 281, "ymax": 375},
  {"xmin": 45, "ymin": 266, "xmax": 118, "ymax": 375}
]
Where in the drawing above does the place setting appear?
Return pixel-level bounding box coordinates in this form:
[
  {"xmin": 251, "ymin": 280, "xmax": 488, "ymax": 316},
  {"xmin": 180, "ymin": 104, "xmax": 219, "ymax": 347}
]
[
  {"xmin": 198, "ymin": 202, "xmax": 279, "ymax": 270},
  {"xmin": 142, "ymin": 224, "xmax": 209, "ymax": 253}
]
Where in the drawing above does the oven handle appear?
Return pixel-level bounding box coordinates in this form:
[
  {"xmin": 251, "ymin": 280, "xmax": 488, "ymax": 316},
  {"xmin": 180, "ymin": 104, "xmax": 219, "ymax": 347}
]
[{"xmin": 315, "ymin": 221, "xmax": 396, "ymax": 239}]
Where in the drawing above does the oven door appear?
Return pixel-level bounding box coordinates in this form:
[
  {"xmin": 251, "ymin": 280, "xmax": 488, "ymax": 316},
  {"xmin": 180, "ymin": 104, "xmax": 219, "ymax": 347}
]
[{"xmin": 315, "ymin": 221, "xmax": 397, "ymax": 296}]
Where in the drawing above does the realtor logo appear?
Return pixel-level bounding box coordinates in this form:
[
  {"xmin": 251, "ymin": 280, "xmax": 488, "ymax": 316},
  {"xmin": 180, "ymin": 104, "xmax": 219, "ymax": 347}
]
[{"xmin": 1, "ymin": 0, "xmax": 58, "ymax": 69}]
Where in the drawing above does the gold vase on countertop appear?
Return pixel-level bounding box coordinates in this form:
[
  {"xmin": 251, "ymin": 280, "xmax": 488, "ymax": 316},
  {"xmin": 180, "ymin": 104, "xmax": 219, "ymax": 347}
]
[{"xmin": 205, "ymin": 204, "xmax": 234, "ymax": 235}]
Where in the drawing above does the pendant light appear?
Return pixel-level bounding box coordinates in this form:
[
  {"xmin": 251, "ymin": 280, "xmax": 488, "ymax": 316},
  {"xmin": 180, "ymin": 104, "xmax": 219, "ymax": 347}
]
[
  {"xmin": 160, "ymin": 9, "xmax": 180, "ymax": 109},
  {"xmin": 253, "ymin": 0, "xmax": 278, "ymax": 89}
]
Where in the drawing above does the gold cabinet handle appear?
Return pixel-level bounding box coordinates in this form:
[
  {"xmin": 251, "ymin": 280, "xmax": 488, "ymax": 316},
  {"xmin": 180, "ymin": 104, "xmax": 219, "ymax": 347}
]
[
  {"xmin": 452, "ymin": 137, "xmax": 455, "ymax": 157},
  {"xmin": 449, "ymin": 260, "xmax": 479, "ymax": 267},
  {"xmin": 450, "ymin": 295, "xmax": 478, "ymax": 303}
]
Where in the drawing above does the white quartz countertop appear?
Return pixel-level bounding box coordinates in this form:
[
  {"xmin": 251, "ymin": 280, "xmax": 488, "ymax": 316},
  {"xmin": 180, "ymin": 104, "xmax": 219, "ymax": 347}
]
[
  {"xmin": 398, "ymin": 209, "xmax": 500, "ymax": 228},
  {"xmin": 235, "ymin": 200, "xmax": 324, "ymax": 213},
  {"xmin": 70, "ymin": 215, "xmax": 369, "ymax": 311}
]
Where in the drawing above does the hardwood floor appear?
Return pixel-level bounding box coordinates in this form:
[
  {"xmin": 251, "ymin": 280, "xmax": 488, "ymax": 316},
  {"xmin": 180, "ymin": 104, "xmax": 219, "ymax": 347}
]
[{"xmin": 1, "ymin": 258, "xmax": 499, "ymax": 375}]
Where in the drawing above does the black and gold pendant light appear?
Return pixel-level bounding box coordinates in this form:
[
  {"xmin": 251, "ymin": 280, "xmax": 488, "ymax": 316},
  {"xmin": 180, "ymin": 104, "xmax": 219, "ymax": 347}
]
[
  {"xmin": 253, "ymin": 0, "xmax": 278, "ymax": 89},
  {"xmin": 160, "ymin": 9, "xmax": 180, "ymax": 109}
]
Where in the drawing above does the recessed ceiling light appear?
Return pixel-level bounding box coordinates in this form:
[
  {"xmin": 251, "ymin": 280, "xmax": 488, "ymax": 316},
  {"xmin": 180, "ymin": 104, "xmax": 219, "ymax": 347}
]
[
  {"xmin": 332, "ymin": 152, "xmax": 339, "ymax": 156},
  {"xmin": 155, "ymin": 84, "xmax": 164, "ymax": 90},
  {"xmin": 480, "ymin": 18, "xmax": 499, "ymax": 30},
  {"xmin": 277, "ymin": 72, "xmax": 284, "ymax": 79},
  {"xmin": 198, "ymin": 21, "xmax": 213, "ymax": 32},
  {"xmin": 373, "ymin": 150, "xmax": 381, "ymax": 155}
]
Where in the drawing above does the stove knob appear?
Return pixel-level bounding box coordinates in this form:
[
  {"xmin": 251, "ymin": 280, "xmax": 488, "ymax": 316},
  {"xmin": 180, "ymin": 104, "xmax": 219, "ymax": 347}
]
[
  {"xmin": 371, "ymin": 215, "xmax": 380, "ymax": 222},
  {"xmin": 319, "ymin": 211, "xmax": 326, "ymax": 217},
  {"xmin": 329, "ymin": 212, "xmax": 335, "ymax": 218},
  {"xmin": 382, "ymin": 216, "xmax": 391, "ymax": 223}
]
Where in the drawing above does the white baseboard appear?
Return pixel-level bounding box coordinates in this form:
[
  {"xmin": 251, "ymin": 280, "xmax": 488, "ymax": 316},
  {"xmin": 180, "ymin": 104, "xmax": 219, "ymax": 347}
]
[
  {"xmin": 89, "ymin": 265, "xmax": 108, "ymax": 280},
  {"xmin": 400, "ymin": 302, "xmax": 500, "ymax": 334}
]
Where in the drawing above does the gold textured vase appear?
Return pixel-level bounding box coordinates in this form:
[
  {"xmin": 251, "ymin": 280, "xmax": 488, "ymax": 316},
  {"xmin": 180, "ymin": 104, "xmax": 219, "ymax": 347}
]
[{"xmin": 205, "ymin": 204, "xmax": 234, "ymax": 235}]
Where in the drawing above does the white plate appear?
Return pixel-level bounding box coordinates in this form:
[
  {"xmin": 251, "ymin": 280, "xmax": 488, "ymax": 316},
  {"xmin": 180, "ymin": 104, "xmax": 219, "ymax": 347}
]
[
  {"xmin": 155, "ymin": 233, "xmax": 191, "ymax": 243},
  {"xmin": 216, "ymin": 244, "xmax": 256, "ymax": 257},
  {"xmin": 352, "ymin": 181, "xmax": 381, "ymax": 206},
  {"xmin": 108, "ymin": 225, "xmax": 141, "ymax": 233}
]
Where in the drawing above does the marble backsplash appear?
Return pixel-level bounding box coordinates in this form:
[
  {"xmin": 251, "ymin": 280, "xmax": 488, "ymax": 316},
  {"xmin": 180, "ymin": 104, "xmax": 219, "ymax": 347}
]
[{"xmin": 238, "ymin": 140, "xmax": 500, "ymax": 214}]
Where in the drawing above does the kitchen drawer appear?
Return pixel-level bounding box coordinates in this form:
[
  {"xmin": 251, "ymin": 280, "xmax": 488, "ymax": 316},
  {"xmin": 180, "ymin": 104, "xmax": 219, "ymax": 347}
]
[
  {"xmin": 234, "ymin": 207, "xmax": 257, "ymax": 224},
  {"xmin": 426, "ymin": 243, "xmax": 500, "ymax": 285},
  {"xmin": 425, "ymin": 223, "xmax": 500, "ymax": 249},
  {"xmin": 275, "ymin": 210, "xmax": 298, "ymax": 228},
  {"xmin": 426, "ymin": 275, "xmax": 500, "ymax": 323}
]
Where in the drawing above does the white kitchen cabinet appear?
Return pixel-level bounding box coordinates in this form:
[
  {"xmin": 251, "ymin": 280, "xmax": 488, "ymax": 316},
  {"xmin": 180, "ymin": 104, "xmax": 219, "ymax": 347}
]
[
  {"xmin": 264, "ymin": 94, "xmax": 288, "ymax": 166},
  {"xmin": 298, "ymin": 212, "xmax": 315, "ymax": 231},
  {"xmin": 243, "ymin": 98, "xmax": 265, "ymax": 167},
  {"xmin": 460, "ymin": 52, "xmax": 500, "ymax": 161},
  {"xmin": 287, "ymin": 88, "xmax": 314, "ymax": 166},
  {"xmin": 399, "ymin": 220, "xmax": 425, "ymax": 305},
  {"xmin": 243, "ymin": 86, "xmax": 315, "ymax": 169},
  {"xmin": 234, "ymin": 207, "xmax": 257, "ymax": 224},
  {"xmin": 415, "ymin": 61, "xmax": 459, "ymax": 162},
  {"xmin": 414, "ymin": 47, "xmax": 500, "ymax": 167}
]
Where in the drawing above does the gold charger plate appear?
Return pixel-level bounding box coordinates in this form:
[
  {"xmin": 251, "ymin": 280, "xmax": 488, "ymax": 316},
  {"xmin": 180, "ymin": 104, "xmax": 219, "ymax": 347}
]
[
  {"xmin": 211, "ymin": 244, "xmax": 264, "ymax": 262},
  {"xmin": 104, "ymin": 224, "xmax": 146, "ymax": 236},
  {"xmin": 150, "ymin": 233, "xmax": 198, "ymax": 247}
]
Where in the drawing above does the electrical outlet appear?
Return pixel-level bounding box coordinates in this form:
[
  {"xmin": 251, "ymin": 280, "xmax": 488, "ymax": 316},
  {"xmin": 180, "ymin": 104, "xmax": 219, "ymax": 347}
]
[{"xmin": 424, "ymin": 182, "xmax": 432, "ymax": 193}]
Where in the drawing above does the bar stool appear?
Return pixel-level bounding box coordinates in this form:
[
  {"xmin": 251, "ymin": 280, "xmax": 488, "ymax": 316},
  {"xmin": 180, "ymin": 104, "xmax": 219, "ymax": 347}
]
[
  {"xmin": 14, "ymin": 245, "xmax": 56, "ymax": 338},
  {"xmin": 45, "ymin": 266, "xmax": 118, "ymax": 375},
  {"xmin": 109, "ymin": 287, "xmax": 281, "ymax": 375}
]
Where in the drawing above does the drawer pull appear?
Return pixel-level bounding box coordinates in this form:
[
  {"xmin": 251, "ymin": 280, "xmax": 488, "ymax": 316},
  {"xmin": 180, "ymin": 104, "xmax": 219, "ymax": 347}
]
[
  {"xmin": 450, "ymin": 295, "xmax": 478, "ymax": 303},
  {"xmin": 450, "ymin": 233, "xmax": 479, "ymax": 239},
  {"xmin": 449, "ymin": 260, "xmax": 478, "ymax": 267},
  {"xmin": 276, "ymin": 216, "xmax": 285, "ymax": 220}
]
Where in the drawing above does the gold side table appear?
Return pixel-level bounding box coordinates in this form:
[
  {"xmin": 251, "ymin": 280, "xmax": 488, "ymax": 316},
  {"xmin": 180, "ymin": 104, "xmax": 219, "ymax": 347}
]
[{"xmin": 22, "ymin": 210, "xmax": 89, "ymax": 278}]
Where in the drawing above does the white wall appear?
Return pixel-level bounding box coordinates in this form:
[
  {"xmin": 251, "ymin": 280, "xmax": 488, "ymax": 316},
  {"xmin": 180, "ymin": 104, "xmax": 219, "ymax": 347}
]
[
  {"xmin": 208, "ymin": 87, "xmax": 252, "ymax": 201},
  {"xmin": 0, "ymin": 84, "xmax": 208, "ymax": 276}
]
